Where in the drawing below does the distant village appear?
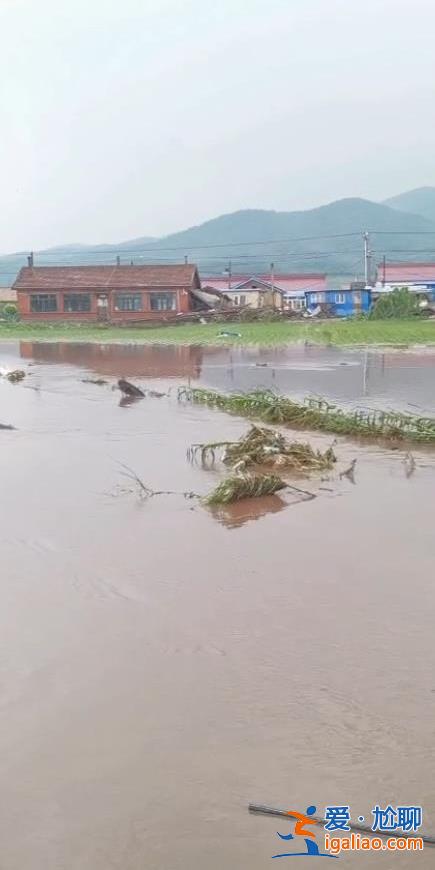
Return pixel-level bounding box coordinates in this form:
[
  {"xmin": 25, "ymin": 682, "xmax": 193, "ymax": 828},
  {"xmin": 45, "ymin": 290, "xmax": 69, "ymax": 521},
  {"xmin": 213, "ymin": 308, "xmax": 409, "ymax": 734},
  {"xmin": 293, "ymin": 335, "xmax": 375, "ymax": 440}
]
[{"xmin": 2, "ymin": 256, "xmax": 435, "ymax": 323}]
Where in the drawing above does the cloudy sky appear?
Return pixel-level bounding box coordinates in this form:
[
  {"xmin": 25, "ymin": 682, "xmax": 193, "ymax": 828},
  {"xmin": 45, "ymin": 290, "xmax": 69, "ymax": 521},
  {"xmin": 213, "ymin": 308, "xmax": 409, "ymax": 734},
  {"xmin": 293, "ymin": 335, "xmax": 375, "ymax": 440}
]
[{"xmin": 1, "ymin": 0, "xmax": 434, "ymax": 253}]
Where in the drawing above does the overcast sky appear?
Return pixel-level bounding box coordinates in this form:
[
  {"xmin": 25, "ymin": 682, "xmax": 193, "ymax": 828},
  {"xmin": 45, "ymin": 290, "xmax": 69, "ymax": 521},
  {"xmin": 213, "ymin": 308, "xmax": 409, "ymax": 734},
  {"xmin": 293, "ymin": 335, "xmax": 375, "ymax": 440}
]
[{"xmin": 1, "ymin": 0, "xmax": 434, "ymax": 254}]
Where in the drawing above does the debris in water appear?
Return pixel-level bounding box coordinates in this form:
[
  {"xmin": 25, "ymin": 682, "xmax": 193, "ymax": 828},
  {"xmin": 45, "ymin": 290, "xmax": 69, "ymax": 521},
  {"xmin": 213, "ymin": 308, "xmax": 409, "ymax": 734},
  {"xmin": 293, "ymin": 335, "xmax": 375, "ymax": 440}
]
[
  {"xmin": 404, "ymin": 452, "xmax": 416, "ymax": 478},
  {"xmin": 118, "ymin": 462, "xmax": 198, "ymax": 500},
  {"xmin": 0, "ymin": 422, "xmax": 16, "ymax": 430},
  {"xmin": 339, "ymin": 458, "xmax": 357, "ymax": 484},
  {"xmin": 218, "ymin": 331, "xmax": 242, "ymax": 338},
  {"xmin": 148, "ymin": 389, "xmax": 166, "ymax": 398},
  {"xmin": 205, "ymin": 472, "xmax": 287, "ymax": 505},
  {"xmin": 6, "ymin": 370, "xmax": 26, "ymax": 383},
  {"xmin": 82, "ymin": 378, "xmax": 108, "ymax": 386},
  {"xmin": 118, "ymin": 379, "xmax": 145, "ymax": 398},
  {"xmin": 189, "ymin": 425, "xmax": 336, "ymax": 475},
  {"xmin": 178, "ymin": 386, "xmax": 435, "ymax": 443}
]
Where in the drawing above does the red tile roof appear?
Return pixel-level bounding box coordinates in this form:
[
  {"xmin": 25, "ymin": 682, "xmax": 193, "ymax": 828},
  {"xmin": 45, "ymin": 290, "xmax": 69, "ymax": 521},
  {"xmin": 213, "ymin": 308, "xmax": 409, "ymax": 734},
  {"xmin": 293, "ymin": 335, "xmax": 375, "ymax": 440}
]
[
  {"xmin": 13, "ymin": 264, "xmax": 198, "ymax": 290},
  {"xmin": 378, "ymin": 262, "xmax": 435, "ymax": 282}
]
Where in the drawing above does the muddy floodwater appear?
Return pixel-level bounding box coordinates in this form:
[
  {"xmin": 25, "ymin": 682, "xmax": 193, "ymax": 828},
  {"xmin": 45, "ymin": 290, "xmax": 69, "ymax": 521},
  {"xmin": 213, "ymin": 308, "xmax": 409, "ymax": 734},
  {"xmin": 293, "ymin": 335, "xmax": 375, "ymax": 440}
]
[{"xmin": 0, "ymin": 340, "xmax": 435, "ymax": 869}]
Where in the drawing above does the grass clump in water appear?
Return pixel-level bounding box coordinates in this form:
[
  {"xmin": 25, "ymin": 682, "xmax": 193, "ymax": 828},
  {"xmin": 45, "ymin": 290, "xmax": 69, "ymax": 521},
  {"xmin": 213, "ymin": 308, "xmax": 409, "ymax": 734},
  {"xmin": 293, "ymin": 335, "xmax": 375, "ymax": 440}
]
[
  {"xmin": 190, "ymin": 425, "xmax": 336, "ymax": 473},
  {"xmin": 205, "ymin": 472, "xmax": 287, "ymax": 505},
  {"xmin": 179, "ymin": 387, "xmax": 435, "ymax": 443}
]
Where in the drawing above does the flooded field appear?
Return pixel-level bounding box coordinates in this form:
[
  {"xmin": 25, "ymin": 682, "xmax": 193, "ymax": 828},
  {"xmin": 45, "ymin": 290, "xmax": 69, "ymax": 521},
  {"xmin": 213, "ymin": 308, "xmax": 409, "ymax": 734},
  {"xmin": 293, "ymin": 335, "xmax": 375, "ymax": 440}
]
[
  {"xmin": 0, "ymin": 340, "xmax": 435, "ymax": 869},
  {"xmin": 15, "ymin": 337, "xmax": 435, "ymax": 414}
]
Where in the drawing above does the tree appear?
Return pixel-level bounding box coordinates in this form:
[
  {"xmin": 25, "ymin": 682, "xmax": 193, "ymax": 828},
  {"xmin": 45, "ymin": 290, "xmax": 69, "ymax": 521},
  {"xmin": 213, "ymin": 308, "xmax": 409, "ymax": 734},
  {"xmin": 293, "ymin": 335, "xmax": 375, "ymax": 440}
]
[{"xmin": 370, "ymin": 288, "xmax": 421, "ymax": 319}]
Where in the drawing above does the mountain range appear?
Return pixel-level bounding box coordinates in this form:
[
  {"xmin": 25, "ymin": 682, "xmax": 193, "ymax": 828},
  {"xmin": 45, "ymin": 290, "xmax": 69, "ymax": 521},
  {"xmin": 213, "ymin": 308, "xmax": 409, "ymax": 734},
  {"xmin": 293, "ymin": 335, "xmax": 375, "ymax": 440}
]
[{"xmin": 2, "ymin": 187, "xmax": 435, "ymax": 287}]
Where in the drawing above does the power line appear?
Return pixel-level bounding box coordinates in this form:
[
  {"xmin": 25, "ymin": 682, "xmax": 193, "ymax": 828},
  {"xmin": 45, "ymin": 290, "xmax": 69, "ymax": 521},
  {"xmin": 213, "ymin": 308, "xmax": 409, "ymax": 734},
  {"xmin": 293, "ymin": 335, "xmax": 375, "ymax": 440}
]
[{"xmin": 2, "ymin": 231, "xmax": 363, "ymax": 259}]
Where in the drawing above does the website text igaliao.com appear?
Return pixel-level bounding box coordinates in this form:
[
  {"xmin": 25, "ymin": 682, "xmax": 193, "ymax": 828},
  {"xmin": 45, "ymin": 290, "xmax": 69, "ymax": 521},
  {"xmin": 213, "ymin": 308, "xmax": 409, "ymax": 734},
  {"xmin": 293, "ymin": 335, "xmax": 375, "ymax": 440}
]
[{"xmin": 324, "ymin": 833, "xmax": 424, "ymax": 855}]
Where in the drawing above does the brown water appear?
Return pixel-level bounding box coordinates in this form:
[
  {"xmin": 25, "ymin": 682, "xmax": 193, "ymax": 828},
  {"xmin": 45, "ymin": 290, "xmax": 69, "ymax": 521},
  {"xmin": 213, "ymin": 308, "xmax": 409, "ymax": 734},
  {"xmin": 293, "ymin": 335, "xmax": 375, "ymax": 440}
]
[{"xmin": 0, "ymin": 341, "xmax": 435, "ymax": 869}]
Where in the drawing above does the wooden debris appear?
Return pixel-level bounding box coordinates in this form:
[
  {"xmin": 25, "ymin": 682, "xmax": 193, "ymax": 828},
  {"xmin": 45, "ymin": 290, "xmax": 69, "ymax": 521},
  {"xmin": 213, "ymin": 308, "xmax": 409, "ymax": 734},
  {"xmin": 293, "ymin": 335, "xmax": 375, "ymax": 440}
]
[{"xmin": 118, "ymin": 379, "xmax": 145, "ymax": 398}]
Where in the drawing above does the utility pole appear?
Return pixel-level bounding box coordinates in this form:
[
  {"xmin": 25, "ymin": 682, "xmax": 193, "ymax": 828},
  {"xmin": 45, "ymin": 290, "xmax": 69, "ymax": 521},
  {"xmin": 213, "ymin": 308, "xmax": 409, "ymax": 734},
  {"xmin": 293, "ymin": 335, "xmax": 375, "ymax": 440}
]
[
  {"xmin": 225, "ymin": 260, "xmax": 232, "ymax": 289},
  {"xmin": 363, "ymin": 231, "xmax": 372, "ymax": 286},
  {"xmin": 270, "ymin": 262, "xmax": 276, "ymax": 308},
  {"xmin": 382, "ymin": 254, "xmax": 386, "ymax": 286}
]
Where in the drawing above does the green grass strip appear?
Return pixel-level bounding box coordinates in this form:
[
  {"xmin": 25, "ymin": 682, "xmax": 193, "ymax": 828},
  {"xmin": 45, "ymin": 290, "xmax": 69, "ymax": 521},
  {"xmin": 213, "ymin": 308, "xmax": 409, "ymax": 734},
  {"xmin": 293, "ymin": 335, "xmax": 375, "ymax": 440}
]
[{"xmin": 178, "ymin": 387, "xmax": 435, "ymax": 443}]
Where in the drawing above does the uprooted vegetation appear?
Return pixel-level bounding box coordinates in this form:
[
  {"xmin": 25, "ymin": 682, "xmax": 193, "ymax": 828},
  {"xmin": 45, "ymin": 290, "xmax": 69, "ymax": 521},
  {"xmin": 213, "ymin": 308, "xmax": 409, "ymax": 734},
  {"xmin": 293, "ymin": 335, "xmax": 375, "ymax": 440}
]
[
  {"xmin": 179, "ymin": 386, "xmax": 435, "ymax": 443},
  {"xmin": 4, "ymin": 370, "xmax": 26, "ymax": 383},
  {"xmin": 189, "ymin": 425, "xmax": 333, "ymax": 506},
  {"xmin": 188, "ymin": 425, "xmax": 336, "ymax": 474},
  {"xmin": 205, "ymin": 472, "xmax": 287, "ymax": 505}
]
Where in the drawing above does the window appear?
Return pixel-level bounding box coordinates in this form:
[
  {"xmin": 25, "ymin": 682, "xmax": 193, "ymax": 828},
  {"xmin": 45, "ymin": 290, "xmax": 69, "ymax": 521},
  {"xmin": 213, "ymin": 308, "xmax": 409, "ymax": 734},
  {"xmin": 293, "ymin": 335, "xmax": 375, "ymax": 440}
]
[
  {"xmin": 290, "ymin": 298, "xmax": 305, "ymax": 310},
  {"xmin": 149, "ymin": 292, "xmax": 176, "ymax": 312},
  {"xmin": 63, "ymin": 294, "xmax": 91, "ymax": 312},
  {"xmin": 233, "ymin": 296, "xmax": 239, "ymax": 306},
  {"xmin": 114, "ymin": 293, "xmax": 142, "ymax": 312},
  {"xmin": 335, "ymin": 293, "xmax": 345, "ymax": 304},
  {"xmin": 30, "ymin": 294, "xmax": 57, "ymax": 313},
  {"xmin": 239, "ymin": 294, "xmax": 246, "ymax": 305}
]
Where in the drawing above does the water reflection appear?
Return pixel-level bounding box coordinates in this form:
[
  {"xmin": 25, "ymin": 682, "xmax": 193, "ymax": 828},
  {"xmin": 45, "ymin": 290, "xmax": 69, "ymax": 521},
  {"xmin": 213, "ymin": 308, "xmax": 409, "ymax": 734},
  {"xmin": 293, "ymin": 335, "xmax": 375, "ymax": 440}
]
[
  {"xmin": 209, "ymin": 494, "xmax": 287, "ymax": 528},
  {"xmin": 16, "ymin": 340, "xmax": 435, "ymax": 414},
  {"xmin": 19, "ymin": 341, "xmax": 205, "ymax": 379}
]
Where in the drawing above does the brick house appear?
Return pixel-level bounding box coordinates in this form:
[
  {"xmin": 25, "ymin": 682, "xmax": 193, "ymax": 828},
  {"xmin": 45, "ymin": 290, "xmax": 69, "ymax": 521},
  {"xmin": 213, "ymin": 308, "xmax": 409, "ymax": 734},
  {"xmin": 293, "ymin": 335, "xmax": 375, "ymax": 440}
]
[{"xmin": 13, "ymin": 264, "xmax": 200, "ymax": 322}]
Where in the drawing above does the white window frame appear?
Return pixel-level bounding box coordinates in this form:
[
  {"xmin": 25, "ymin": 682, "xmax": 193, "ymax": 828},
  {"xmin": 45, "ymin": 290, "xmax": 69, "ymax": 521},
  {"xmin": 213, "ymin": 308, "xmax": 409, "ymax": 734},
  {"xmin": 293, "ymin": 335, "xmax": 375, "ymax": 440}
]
[{"xmin": 335, "ymin": 292, "xmax": 346, "ymax": 304}]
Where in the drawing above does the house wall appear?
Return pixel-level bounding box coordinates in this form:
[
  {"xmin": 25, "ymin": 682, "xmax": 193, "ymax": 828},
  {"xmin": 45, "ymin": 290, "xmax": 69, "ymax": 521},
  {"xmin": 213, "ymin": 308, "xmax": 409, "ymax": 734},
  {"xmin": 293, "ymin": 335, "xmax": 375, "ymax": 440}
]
[
  {"xmin": 226, "ymin": 290, "xmax": 260, "ymax": 308},
  {"xmin": 306, "ymin": 289, "xmax": 371, "ymax": 316},
  {"xmin": 18, "ymin": 290, "xmax": 97, "ymax": 321},
  {"xmin": 226, "ymin": 288, "xmax": 283, "ymax": 309},
  {"xmin": 17, "ymin": 287, "xmax": 192, "ymax": 322}
]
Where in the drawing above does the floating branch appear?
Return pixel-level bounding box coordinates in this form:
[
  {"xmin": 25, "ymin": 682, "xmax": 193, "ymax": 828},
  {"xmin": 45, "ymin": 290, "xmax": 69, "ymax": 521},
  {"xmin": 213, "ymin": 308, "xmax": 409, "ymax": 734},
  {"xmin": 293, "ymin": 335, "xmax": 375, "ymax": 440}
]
[
  {"xmin": 339, "ymin": 458, "xmax": 357, "ymax": 483},
  {"xmin": 118, "ymin": 462, "xmax": 198, "ymax": 500}
]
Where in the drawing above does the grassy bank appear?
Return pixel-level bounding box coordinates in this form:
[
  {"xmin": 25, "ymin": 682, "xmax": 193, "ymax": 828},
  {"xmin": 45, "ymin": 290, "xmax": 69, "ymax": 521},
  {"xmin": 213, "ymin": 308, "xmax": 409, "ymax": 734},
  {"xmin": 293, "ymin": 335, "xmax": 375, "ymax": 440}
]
[{"xmin": 1, "ymin": 319, "xmax": 435, "ymax": 347}]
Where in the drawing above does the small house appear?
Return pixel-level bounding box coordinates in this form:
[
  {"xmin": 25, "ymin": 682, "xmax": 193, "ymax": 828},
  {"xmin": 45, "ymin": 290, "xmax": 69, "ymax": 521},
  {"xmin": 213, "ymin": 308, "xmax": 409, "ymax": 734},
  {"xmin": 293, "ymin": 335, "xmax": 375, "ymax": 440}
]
[
  {"xmin": 202, "ymin": 273, "xmax": 327, "ymax": 311},
  {"xmin": 375, "ymin": 262, "xmax": 435, "ymax": 301},
  {"xmin": 13, "ymin": 263, "xmax": 200, "ymax": 322},
  {"xmin": 305, "ymin": 287, "xmax": 371, "ymax": 316}
]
